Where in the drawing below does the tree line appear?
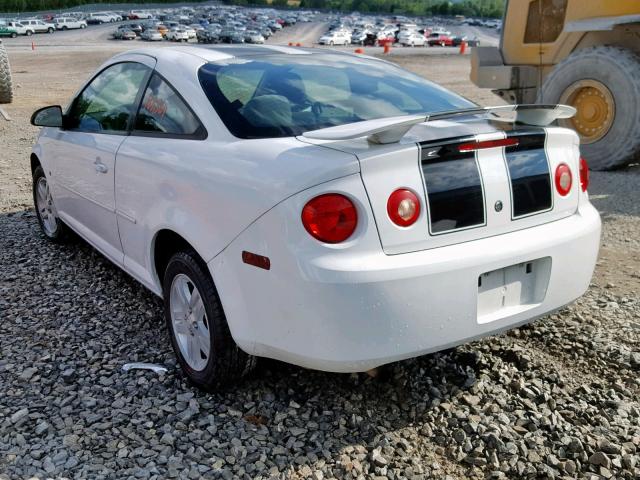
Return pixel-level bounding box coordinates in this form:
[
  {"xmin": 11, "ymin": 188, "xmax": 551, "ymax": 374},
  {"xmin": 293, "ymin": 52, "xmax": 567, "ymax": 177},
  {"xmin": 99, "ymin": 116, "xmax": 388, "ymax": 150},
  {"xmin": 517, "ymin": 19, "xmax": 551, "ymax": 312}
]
[{"xmin": 2, "ymin": 0, "xmax": 505, "ymax": 19}]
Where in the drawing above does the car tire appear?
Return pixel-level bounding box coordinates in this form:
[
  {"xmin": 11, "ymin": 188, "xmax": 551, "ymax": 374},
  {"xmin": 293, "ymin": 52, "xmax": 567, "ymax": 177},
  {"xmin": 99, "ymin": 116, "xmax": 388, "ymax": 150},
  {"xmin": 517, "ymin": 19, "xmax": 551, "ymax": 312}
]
[
  {"xmin": 26, "ymin": 30, "xmax": 33, "ymax": 36},
  {"xmin": 48, "ymin": 27, "xmax": 54, "ymax": 33},
  {"xmin": 0, "ymin": 42, "xmax": 13, "ymax": 104},
  {"xmin": 538, "ymin": 46, "xmax": 640, "ymax": 170},
  {"xmin": 11, "ymin": 32, "xmax": 17, "ymax": 38},
  {"xmin": 329, "ymin": 40, "xmax": 334, "ymax": 46},
  {"xmin": 81, "ymin": 24, "xmax": 86, "ymax": 29},
  {"xmin": 163, "ymin": 250, "xmax": 256, "ymax": 389},
  {"xmin": 62, "ymin": 26, "xmax": 68, "ymax": 31},
  {"xmin": 32, "ymin": 166, "xmax": 70, "ymax": 243}
]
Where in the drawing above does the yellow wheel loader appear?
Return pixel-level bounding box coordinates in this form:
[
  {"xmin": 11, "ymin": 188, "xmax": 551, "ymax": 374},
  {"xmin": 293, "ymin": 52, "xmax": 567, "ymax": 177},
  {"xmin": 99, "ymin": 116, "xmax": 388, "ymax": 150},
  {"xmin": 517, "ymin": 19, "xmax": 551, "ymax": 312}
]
[{"xmin": 471, "ymin": 0, "xmax": 640, "ymax": 170}]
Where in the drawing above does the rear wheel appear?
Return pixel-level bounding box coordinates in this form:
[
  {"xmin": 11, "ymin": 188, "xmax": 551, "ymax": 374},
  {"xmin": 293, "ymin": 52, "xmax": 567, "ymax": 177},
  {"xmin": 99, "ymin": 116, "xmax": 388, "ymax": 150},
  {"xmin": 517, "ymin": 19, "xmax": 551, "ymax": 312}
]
[
  {"xmin": 32, "ymin": 166, "xmax": 69, "ymax": 243},
  {"xmin": 163, "ymin": 251, "xmax": 255, "ymax": 389},
  {"xmin": 538, "ymin": 46, "xmax": 640, "ymax": 170},
  {"xmin": 47, "ymin": 27, "xmax": 54, "ymax": 33},
  {"xmin": 26, "ymin": 30, "xmax": 32, "ymax": 36},
  {"xmin": 10, "ymin": 32, "xmax": 17, "ymax": 38},
  {"xmin": 62, "ymin": 26, "xmax": 68, "ymax": 31}
]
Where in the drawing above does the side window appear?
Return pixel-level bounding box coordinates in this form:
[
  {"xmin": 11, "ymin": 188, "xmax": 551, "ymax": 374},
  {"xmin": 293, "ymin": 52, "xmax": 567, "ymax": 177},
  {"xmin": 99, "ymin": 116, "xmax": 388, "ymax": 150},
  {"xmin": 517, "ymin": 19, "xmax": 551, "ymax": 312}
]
[
  {"xmin": 67, "ymin": 62, "xmax": 150, "ymax": 133},
  {"xmin": 524, "ymin": 0, "xmax": 568, "ymax": 44},
  {"xmin": 134, "ymin": 74, "xmax": 204, "ymax": 138}
]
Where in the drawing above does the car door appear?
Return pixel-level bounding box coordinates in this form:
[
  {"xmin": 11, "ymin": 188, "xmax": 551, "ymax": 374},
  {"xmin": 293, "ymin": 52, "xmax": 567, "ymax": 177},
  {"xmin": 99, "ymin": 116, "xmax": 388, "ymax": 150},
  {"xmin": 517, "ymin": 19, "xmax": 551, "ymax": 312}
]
[
  {"xmin": 47, "ymin": 58, "xmax": 154, "ymax": 265},
  {"xmin": 114, "ymin": 72, "xmax": 207, "ymax": 289}
]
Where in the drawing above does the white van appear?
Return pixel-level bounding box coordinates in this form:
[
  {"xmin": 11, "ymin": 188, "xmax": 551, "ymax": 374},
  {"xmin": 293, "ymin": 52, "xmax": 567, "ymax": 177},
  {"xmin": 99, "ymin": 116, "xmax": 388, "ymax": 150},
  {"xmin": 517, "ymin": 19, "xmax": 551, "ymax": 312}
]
[{"xmin": 55, "ymin": 17, "xmax": 87, "ymax": 30}]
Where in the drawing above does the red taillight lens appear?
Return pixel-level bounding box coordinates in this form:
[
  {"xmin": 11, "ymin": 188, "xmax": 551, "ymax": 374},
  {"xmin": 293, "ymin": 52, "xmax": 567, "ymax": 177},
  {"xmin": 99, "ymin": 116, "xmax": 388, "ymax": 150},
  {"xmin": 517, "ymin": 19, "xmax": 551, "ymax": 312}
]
[
  {"xmin": 579, "ymin": 157, "xmax": 589, "ymax": 192},
  {"xmin": 301, "ymin": 194, "xmax": 357, "ymax": 243},
  {"xmin": 387, "ymin": 189, "xmax": 421, "ymax": 227},
  {"xmin": 555, "ymin": 163, "xmax": 573, "ymax": 196}
]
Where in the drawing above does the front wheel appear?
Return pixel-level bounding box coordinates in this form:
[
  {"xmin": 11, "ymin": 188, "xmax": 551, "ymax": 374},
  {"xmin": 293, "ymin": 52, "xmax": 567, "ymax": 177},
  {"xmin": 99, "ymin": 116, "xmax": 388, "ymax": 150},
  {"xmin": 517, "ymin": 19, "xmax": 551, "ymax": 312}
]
[
  {"xmin": 33, "ymin": 166, "xmax": 69, "ymax": 243},
  {"xmin": 329, "ymin": 40, "xmax": 334, "ymax": 46},
  {"xmin": 164, "ymin": 251, "xmax": 255, "ymax": 389},
  {"xmin": 26, "ymin": 30, "xmax": 33, "ymax": 36},
  {"xmin": 48, "ymin": 27, "xmax": 54, "ymax": 33},
  {"xmin": 11, "ymin": 32, "xmax": 17, "ymax": 38}
]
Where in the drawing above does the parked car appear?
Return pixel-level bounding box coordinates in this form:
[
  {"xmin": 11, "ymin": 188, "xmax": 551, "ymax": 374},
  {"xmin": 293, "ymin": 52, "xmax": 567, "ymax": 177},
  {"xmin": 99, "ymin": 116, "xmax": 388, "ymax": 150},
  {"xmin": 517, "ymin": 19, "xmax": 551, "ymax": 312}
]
[
  {"xmin": 318, "ymin": 30, "xmax": 350, "ymax": 45},
  {"xmin": 121, "ymin": 22, "xmax": 144, "ymax": 36},
  {"xmin": 141, "ymin": 29, "xmax": 163, "ymax": 41},
  {"xmin": 113, "ymin": 28, "xmax": 137, "ymax": 40},
  {"xmin": 244, "ymin": 30, "xmax": 264, "ymax": 44},
  {"xmin": 20, "ymin": 19, "xmax": 55, "ymax": 33},
  {"xmin": 85, "ymin": 13, "xmax": 114, "ymax": 25},
  {"xmin": 54, "ymin": 17, "xmax": 87, "ymax": 30},
  {"xmin": 196, "ymin": 28, "xmax": 219, "ymax": 44},
  {"xmin": 29, "ymin": 47, "xmax": 600, "ymax": 389},
  {"xmin": 0, "ymin": 22, "xmax": 18, "ymax": 38},
  {"xmin": 129, "ymin": 10, "xmax": 153, "ymax": 20},
  {"xmin": 428, "ymin": 33, "xmax": 454, "ymax": 46},
  {"xmin": 6, "ymin": 21, "xmax": 29, "ymax": 36},
  {"xmin": 400, "ymin": 32, "xmax": 427, "ymax": 47},
  {"xmin": 165, "ymin": 27, "xmax": 189, "ymax": 42},
  {"xmin": 183, "ymin": 26, "xmax": 197, "ymax": 39}
]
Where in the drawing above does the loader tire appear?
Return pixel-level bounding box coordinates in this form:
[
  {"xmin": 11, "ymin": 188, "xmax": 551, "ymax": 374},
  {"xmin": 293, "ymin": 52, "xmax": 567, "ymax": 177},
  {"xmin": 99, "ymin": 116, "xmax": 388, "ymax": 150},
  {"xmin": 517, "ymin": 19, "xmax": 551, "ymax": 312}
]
[
  {"xmin": 0, "ymin": 42, "xmax": 13, "ymax": 104},
  {"xmin": 538, "ymin": 46, "xmax": 640, "ymax": 170}
]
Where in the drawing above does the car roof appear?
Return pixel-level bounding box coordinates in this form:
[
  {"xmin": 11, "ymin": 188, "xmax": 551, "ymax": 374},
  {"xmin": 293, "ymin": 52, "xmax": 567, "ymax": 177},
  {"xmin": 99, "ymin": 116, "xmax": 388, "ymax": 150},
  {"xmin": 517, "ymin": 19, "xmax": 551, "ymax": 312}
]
[{"xmin": 121, "ymin": 45, "xmax": 361, "ymax": 63}]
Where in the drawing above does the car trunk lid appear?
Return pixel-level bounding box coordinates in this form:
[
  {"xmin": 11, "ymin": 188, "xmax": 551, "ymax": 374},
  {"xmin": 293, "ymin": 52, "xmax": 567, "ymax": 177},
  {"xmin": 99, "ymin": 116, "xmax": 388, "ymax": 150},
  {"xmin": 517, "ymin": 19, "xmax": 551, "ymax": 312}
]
[{"xmin": 302, "ymin": 119, "xmax": 581, "ymax": 255}]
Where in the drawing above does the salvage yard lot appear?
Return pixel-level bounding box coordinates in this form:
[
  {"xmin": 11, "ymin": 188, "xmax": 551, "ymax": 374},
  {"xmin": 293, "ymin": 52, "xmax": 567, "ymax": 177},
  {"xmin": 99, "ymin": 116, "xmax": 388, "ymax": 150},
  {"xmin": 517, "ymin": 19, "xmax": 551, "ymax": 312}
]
[{"xmin": 1, "ymin": 24, "xmax": 639, "ymax": 480}]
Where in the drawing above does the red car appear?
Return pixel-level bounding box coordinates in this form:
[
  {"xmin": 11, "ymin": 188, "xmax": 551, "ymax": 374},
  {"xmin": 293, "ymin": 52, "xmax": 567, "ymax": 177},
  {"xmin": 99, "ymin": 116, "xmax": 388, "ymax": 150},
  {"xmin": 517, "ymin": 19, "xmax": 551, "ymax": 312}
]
[{"xmin": 427, "ymin": 33, "xmax": 453, "ymax": 46}]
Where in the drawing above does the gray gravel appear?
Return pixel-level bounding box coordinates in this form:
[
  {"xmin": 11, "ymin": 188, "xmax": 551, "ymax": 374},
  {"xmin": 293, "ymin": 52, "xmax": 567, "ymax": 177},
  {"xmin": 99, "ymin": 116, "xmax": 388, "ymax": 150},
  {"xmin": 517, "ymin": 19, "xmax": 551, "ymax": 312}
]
[{"xmin": 1, "ymin": 176, "xmax": 639, "ymax": 480}]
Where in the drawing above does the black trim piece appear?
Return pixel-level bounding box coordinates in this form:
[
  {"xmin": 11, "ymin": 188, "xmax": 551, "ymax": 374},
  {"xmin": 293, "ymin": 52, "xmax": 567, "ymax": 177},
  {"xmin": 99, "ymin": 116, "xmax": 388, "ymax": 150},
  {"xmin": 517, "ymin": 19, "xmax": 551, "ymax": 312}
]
[{"xmin": 503, "ymin": 129, "xmax": 553, "ymax": 219}]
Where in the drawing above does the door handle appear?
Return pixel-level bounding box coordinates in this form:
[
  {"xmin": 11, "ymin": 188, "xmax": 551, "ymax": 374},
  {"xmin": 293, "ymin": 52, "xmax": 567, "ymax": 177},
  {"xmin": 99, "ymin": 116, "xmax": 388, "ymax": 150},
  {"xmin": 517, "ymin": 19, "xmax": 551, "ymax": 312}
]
[{"xmin": 94, "ymin": 159, "xmax": 108, "ymax": 174}]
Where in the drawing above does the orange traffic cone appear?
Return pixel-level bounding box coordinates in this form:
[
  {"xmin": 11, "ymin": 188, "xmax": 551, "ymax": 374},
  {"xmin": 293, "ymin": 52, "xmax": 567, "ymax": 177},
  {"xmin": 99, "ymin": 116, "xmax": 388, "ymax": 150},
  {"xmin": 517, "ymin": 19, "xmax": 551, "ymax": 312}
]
[
  {"xmin": 354, "ymin": 48, "xmax": 364, "ymax": 54},
  {"xmin": 31, "ymin": 41, "xmax": 35, "ymax": 51},
  {"xmin": 459, "ymin": 41, "xmax": 467, "ymax": 55}
]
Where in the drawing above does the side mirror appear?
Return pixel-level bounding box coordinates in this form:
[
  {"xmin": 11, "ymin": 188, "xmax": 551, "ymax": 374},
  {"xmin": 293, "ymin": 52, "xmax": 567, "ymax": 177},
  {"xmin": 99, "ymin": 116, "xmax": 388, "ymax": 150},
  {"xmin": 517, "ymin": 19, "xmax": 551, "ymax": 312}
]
[{"xmin": 30, "ymin": 105, "xmax": 63, "ymax": 128}]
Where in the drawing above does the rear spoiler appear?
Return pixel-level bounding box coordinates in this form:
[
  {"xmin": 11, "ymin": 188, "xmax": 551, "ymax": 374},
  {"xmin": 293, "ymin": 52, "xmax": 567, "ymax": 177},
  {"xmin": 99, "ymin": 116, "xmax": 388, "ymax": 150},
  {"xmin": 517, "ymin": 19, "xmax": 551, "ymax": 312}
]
[{"xmin": 302, "ymin": 104, "xmax": 576, "ymax": 144}]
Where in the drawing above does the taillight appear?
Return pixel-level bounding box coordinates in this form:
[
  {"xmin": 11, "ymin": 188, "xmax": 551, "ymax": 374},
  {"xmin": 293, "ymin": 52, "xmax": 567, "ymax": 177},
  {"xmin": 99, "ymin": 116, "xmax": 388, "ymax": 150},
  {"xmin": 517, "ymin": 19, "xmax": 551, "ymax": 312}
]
[
  {"xmin": 301, "ymin": 194, "xmax": 357, "ymax": 243},
  {"xmin": 387, "ymin": 189, "xmax": 421, "ymax": 227},
  {"xmin": 555, "ymin": 163, "xmax": 573, "ymax": 196},
  {"xmin": 579, "ymin": 157, "xmax": 589, "ymax": 192}
]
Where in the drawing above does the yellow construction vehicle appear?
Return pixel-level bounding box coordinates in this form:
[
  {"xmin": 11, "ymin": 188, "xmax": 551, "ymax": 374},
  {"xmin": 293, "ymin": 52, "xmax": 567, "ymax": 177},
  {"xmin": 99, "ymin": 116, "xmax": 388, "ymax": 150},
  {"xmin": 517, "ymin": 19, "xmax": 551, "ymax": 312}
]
[{"xmin": 471, "ymin": 0, "xmax": 640, "ymax": 170}]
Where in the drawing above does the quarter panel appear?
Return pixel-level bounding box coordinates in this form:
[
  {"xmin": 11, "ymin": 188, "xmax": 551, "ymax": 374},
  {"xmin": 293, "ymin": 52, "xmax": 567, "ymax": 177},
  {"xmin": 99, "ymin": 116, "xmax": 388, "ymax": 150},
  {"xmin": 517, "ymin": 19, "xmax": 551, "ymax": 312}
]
[{"xmin": 114, "ymin": 136, "xmax": 359, "ymax": 291}]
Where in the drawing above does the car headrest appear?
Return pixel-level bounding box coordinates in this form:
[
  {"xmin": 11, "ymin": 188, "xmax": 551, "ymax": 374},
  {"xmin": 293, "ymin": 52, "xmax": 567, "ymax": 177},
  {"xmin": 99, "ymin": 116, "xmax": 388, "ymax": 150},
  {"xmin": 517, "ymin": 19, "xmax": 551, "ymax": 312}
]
[{"xmin": 240, "ymin": 95, "xmax": 292, "ymax": 128}]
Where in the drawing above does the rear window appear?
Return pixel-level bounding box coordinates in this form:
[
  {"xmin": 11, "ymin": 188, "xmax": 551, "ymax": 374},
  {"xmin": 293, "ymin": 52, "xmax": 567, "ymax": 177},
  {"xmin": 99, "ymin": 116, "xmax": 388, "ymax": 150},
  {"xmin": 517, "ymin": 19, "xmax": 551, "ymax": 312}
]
[{"xmin": 198, "ymin": 53, "xmax": 474, "ymax": 139}]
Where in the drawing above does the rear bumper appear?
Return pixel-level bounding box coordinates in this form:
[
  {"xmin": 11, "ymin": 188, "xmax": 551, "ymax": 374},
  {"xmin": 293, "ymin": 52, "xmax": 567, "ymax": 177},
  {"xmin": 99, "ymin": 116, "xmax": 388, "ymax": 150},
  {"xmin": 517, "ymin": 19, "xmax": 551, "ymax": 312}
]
[{"xmin": 210, "ymin": 192, "xmax": 600, "ymax": 372}]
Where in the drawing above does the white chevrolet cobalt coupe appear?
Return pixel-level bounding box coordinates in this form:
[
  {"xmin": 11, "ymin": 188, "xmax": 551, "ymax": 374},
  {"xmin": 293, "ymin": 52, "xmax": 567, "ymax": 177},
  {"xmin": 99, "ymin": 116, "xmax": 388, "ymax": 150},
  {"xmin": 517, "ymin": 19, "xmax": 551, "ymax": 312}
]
[{"xmin": 30, "ymin": 46, "xmax": 601, "ymax": 389}]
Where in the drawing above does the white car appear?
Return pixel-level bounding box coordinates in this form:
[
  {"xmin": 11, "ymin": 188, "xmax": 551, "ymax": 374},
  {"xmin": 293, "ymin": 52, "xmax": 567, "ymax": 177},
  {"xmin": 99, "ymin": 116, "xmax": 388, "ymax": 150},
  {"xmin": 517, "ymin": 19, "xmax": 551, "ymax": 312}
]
[
  {"xmin": 130, "ymin": 10, "xmax": 154, "ymax": 20},
  {"xmin": 141, "ymin": 29, "xmax": 163, "ymax": 41},
  {"xmin": 183, "ymin": 26, "xmax": 197, "ymax": 39},
  {"xmin": 20, "ymin": 19, "xmax": 55, "ymax": 33},
  {"xmin": 85, "ymin": 13, "xmax": 114, "ymax": 24},
  {"xmin": 29, "ymin": 46, "xmax": 600, "ymax": 389},
  {"xmin": 165, "ymin": 27, "xmax": 189, "ymax": 42},
  {"xmin": 318, "ymin": 31, "xmax": 350, "ymax": 45},
  {"xmin": 6, "ymin": 21, "xmax": 29, "ymax": 35},
  {"xmin": 400, "ymin": 32, "xmax": 427, "ymax": 46},
  {"xmin": 54, "ymin": 17, "xmax": 87, "ymax": 30}
]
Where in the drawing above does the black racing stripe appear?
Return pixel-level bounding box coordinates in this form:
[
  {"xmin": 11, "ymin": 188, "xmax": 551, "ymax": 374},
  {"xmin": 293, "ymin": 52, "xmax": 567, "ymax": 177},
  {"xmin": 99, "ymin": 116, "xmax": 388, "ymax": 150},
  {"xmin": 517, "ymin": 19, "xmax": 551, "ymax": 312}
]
[
  {"xmin": 504, "ymin": 129, "xmax": 553, "ymax": 218},
  {"xmin": 419, "ymin": 137, "xmax": 486, "ymax": 235}
]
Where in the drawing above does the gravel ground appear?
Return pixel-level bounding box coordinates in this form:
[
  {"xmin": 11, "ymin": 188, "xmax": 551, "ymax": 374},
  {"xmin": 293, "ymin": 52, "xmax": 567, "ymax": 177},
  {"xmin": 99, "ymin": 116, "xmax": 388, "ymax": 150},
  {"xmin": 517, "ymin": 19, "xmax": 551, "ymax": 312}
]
[{"xmin": 1, "ymin": 40, "xmax": 639, "ymax": 480}]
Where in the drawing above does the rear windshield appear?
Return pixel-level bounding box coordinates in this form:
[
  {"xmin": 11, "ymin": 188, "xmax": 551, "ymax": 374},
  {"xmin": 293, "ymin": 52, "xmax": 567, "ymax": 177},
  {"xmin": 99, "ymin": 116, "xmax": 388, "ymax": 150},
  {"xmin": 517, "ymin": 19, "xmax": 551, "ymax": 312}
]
[{"xmin": 198, "ymin": 53, "xmax": 474, "ymax": 139}]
